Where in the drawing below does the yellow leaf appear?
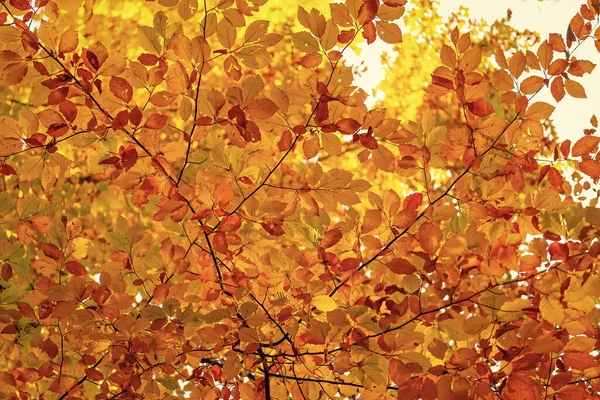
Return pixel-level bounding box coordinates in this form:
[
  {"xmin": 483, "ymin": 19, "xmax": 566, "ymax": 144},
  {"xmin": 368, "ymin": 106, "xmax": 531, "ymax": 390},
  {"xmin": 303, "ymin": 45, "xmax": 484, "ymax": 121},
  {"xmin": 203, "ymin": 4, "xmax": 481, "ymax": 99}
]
[
  {"xmin": 217, "ymin": 19, "xmax": 237, "ymax": 48},
  {"xmin": 291, "ymin": 31, "xmax": 320, "ymax": 54},
  {"xmin": 540, "ymin": 296, "xmax": 565, "ymax": 326},
  {"xmin": 313, "ymin": 295, "xmax": 337, "ymax": 311},
  {"xmin": 137, "ymin": 25, "xmax": 162, "ymax": 55},
  {"xmin": 376, "ymin": 21, "xmax": 402, "ymax": 44}
]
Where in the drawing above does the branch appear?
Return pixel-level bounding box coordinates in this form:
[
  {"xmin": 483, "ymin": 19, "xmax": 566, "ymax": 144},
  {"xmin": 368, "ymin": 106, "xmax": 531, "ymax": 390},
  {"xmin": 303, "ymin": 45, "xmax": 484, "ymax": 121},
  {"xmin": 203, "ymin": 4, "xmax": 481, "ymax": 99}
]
[{"xmin": 269, "ymin": 373, "xmax": 399, "ymax": 391}]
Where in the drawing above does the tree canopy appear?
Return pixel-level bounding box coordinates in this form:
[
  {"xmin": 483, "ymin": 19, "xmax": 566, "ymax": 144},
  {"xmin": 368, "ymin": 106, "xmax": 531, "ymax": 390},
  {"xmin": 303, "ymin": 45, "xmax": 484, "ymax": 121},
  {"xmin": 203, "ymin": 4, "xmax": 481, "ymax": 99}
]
[{"xmin": 1, "ymin": 0, "xmax": 600, "ymax": 399}]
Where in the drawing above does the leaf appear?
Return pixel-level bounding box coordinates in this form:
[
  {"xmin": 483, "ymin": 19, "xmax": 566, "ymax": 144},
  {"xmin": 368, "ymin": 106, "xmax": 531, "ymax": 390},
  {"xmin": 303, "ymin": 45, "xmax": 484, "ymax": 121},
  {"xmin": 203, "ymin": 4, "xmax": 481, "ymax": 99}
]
[
  {"xmin": 65, "ymin": 260, "xmax": 86, "ymax": 276},
  {"xmin": 519, "ymin": 76, "xmax": 545, "ymax": 95},
  {"xmin": 540, "ymin": 296, "xmax": 565, "ymax": 326},
  {"xmin": 568, "ymin": 60, "xmax": 596, "ymax": 76},
  {"xmin": 403, "ymin": 193, "xmax": 423, "ymax": 210},
  {"xmin": 509, "ymin": 51, "xmax": 526, "ymax": 78},
  {"xmin": 137, "ymin": 25, "xmax": 162, "ymax": 55},
  {"xmin": 387, "ymin": 258, "xmax": 416, "ymax": 275},
  {"xmin": 418, "ymin": 221, "xmax": 442, "ymax": 255},
  {"xmin": 493, "ymin": 69, "xmax": 514, "ymax": 91},
  {"xmin": 261, "ymin": 219, "xmax": 284, "ymax": 236},
  {"xmin": 217, "ymin": 19, "xmax": 236, "ymax": 48},
  {"xmin": 291, "ymin": 31, "xmax": 320, "ymax": 54},
  {"xmin": 459, "ymin": 47, "xmax": 481, "ymax": 73},
  {"xmin": 43, "ymin": 339, "xmax": 59, "ymax": 359},
  {"xmin": 564, "ymin": 78, "xmax": 586, "ymax": 98},
  {"xmin": 525, "ymin": 102, "xmax": 555, "ymax": 120},
  {"xmin": 467, "ymin": 100, "xmax": 494, "ymax": 117},
  {"xmin": 109, "ymin": 76, "xmax": 133, "ymax": 103},
  {"xmin": 375, "ymin": 21, "xmax": 402, "ymax": 44},
  {"xmin": 336, "ymin": 118, "xmax": 361, "ymax": 134},
  {"xmin": 322, "ymin": 228, "xmax": 342, "ymax": 248},
  {"xmin": 245, "ymin": 20, "xmax": 269, "ymax": 42},
  {"xmin": 357, "ymin": 0, "xmax": 378, "ymax": 25},
  {"xmin": 144, "ymin": 114, "xmax": 168, "ymax": 129},
  {"xmin": 579, "ymin": 159, "xmax": 600, "ymax": 178},
  {"xmin": 312, "ymin": 295, "xmax": 337, "ymax": 311},
  {"xmin": 550, "ymin": 77, "xmax": 566, "ymax": 102},
  {"xmin": 246, "ymin": 98, "xmax": 278, "ymax": 119},
  {"xmin": 58, "ymin": 29, "xmax": 78, "ymax": 53},
  {"xmin": 571, "ymin": 136, "xmax": 600, "ymax": 156}
]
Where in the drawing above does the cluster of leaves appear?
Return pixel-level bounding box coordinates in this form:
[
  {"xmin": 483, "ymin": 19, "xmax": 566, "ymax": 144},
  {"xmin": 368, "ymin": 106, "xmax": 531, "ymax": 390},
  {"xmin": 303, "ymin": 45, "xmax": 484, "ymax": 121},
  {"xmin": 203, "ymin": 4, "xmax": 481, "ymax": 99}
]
[{"xmin": 0, "ymin": 0, "xmax": 600, "ymax": 398}]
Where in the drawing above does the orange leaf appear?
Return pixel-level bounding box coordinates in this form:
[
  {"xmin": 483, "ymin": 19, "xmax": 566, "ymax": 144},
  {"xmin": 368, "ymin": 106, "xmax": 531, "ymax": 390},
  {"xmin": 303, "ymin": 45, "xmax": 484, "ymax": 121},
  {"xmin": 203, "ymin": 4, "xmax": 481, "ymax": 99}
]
[
  {"xmin": 519, "ymin": 76, "xmax": 545, "ymax": 95},
  {"xmin": 418, "ymin": 221, "xmax": 442, "ymax": 255},
  {"xmin": 246, "ymin": 98, "xmax": 278, "ymax": 119},
  {"xmin": 572, "ymin": 136, "xmax": 600, "ymax": 156},
  {"xmin": 579, "ymin": 159, "xmax": 600, "ymax": 178},
  {"xmin": 493, "ymin": 69, "xmax": 514, "ymax": 91},
  {"xmin": 525, "ymin": 102, "xmax": 555, "ymax": 120},
  {"xmin": 458, "ymin": 47, "xmax": 481, "ymax": 73},
  {"xmin": 564, "ymin": 78, "xmax": 586, "ymax": 98},
  {"xmin": 550, "ymin": 77, "xmax": 565, "ymax": 102},
  {"xmin": 508, "ymin": 51, "xmax": 526, "ymax": 78}
]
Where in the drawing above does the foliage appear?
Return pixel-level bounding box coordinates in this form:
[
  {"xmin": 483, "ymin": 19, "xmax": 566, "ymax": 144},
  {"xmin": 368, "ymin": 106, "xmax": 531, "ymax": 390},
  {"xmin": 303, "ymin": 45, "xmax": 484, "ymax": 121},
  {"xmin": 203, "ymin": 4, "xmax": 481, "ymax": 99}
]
[{"xmin": 0, "ymin": 0, "xmax": 600, "ymax": 398}]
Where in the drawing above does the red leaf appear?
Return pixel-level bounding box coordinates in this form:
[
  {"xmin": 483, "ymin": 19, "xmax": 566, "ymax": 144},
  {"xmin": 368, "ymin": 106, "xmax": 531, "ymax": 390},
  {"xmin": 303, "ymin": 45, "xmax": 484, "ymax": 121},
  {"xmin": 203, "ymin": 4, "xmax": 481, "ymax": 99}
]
[
  {"xmin": 357, "ymin": 0, "xmax": 378, "ymax": 24},
  {"xmin": 0, "ymin": 164, "xmax": 16, "ymax": 176},
  {"xmin": 548, "ymin": 242, "xmax": 569, "ymax": 260},
  {"xmin": 130, "ymin": 107, "xmax": 143, "ymax": 126},
  {"xmin": 10, "ymin": 0, "xmax": 31, "ymax": 11},
  {"xmin": 21, "ymin": 30, "xmax": 39, "ymax": 54},
  {"xmin": 322, "ymin": 228, "xmax": 342, "ymax": 248},
  {"xmin": 99, "ymin": 156, "xmax": 120, "ymax": 165},
  {"xmin": 138, "ymin": 53, "xmax": 159, "ymax": 66},
  {"xmin": 47, "ymin": 87, "xmax": 68, "ymax": 105},
  {"xmin": 43, "ymin": 339, "xmax": 59, "ymax": 359},
  {"xmin": 65, "ymin": 260, "xmax": 87, "ymax": 276},
  {"xmin": 16, "ymin": 302, "xmax": 36, "ymax": 319},
  {"xmin": 403, "ymin": 193, "xmax": 423, "ymax": 210},
  {"xmin": 194, "ymin": 116, "xmax": 213, "ymax": 126},
  {"xmin": 220, "ymin": 215, "xmax": 242, "ymax": 232},
  {"xmin": 39, "ymin": 243, "xmax": 62, "ymax": 260},
  {"xmin": 362, "ymin": 21, "xmax": 376, "ymax": 44},
  {"xmin": 547, "ymin": 167, "xmax": 563, "ymax": 188},
  {"xmin": 119, "ymin": 145, "xmax": 138, "ymax": 171},
  {"xmin": 85, "ymin": 368, "xmax": 104, "ymax": 381},
  {"xmin": 358, "ymin": 134, "xmax": 378, "ymax": 149},
  {"xmin": 467, "ymin": 100, "xmax": 494, "ymax": 117},
  {"xmin": 144, "ymin": 113, "xmax": 167, "ymax": 130},
  {"xmin": 387, "ymin": 258, "xmax": 417, "ymax": 275},
  {"xmin": 59, "ymin": 100, "xmax": 77, "ymax": 122},
  {"xmin": 336, "ymin": 118, "xmax": 361, "ymax": 134},
  {"xmin": 212, "ymin": 232, "xmax": 228, "ymax": 254},
  {"xmin": 261, "ymin": 219, "xmax": 285, "ymax": 236},
  {"xmin": 47, "ymin": 123, "xmax": 69, "ymax": 138},
  {"xmin": 2, "ymin": 264, "xmax": 13, "ymax": 280},
  {"xmin": 109, "ymin": 76, "xmax": 133, "ymax": 103},
  {"xmin": 152, "ymin": 284, "xmax": 169, "ymax": 304},
  {"xmin": 278, "ymin": 130, "xmax": 293, "ymax": 151}
]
